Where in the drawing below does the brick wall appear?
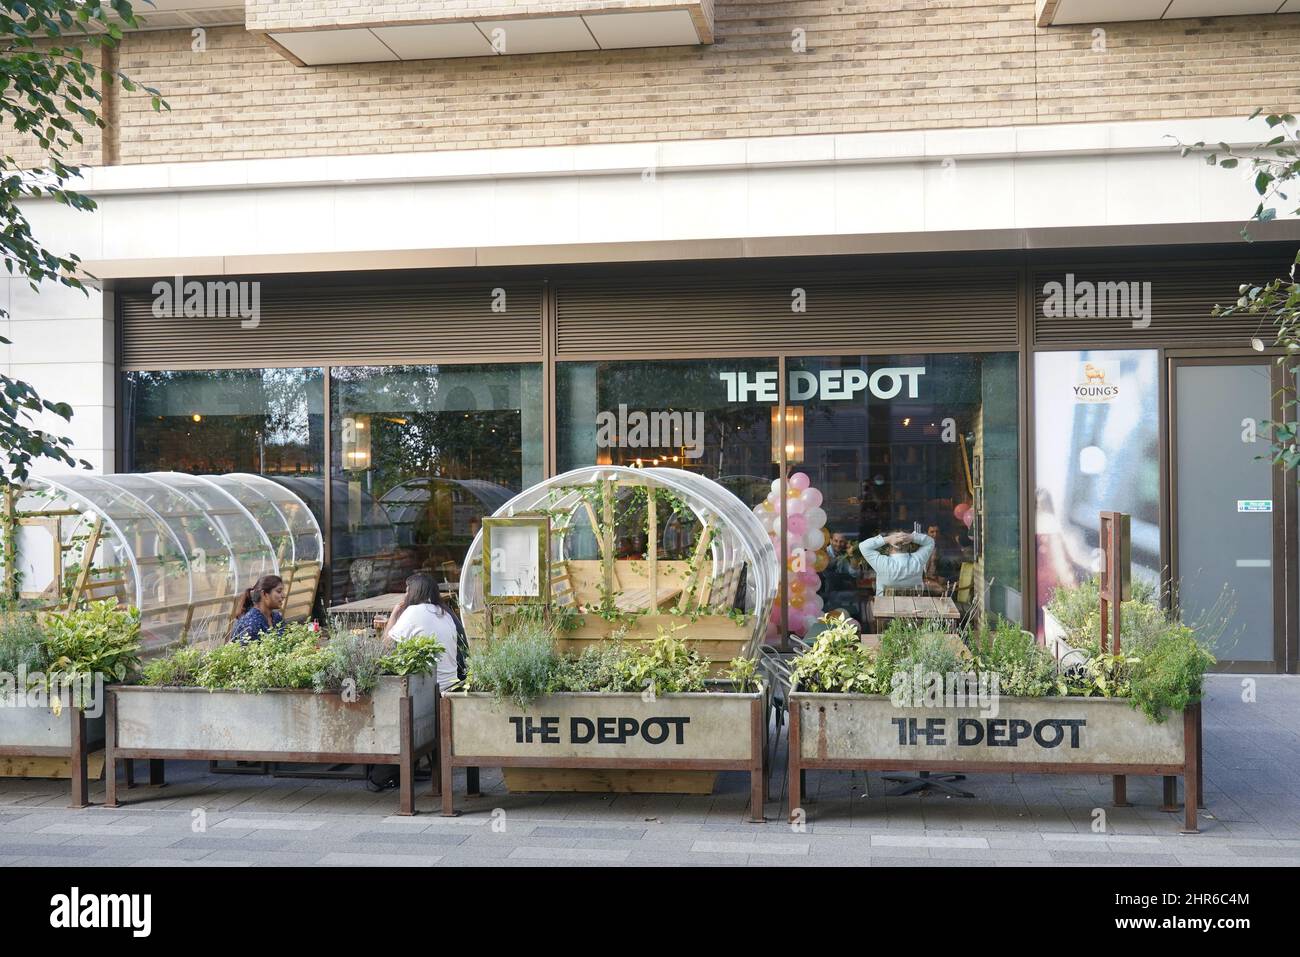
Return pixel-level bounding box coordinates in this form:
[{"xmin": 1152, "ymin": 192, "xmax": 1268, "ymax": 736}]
[{"xmin": 13, "ymin": 3, "xmax": 1300, "ymax": 166}]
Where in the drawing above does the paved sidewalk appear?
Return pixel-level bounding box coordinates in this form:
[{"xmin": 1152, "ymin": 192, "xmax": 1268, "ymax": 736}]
[{"xmin": 1, "ymin": 675, "xmax": 1297, "ymax": 867}]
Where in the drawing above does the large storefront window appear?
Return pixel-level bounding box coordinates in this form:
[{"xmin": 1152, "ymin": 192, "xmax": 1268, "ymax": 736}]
[
  {"xmin": 329, "ymin": 363, "xmax": 543, "ymax": 603},
  {"xmin": 124, "ymin": 368, "xmax": 325, "ymax": 477},
  {"xmin": 1033, "ymin": 350, "xmax": 1160, "ymax": 633},
  {"xmin": 787, "ymin": 354, "xmax": 1021, "ymax": 630},
  {"xmin": 556, "ymin": 359, "xmax": 778, "ymax": 509}
]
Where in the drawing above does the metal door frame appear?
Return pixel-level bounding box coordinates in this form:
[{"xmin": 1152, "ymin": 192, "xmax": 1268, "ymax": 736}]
[{"xmin": 1166, "ymin": 354, "xmax": 1293, "ymax": 674}]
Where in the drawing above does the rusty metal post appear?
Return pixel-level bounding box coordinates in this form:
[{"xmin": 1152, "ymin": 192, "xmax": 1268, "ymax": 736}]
[
  {"xmin": 104, "ymin": 691, "xmax": 119, "ymax": 808},
  {"xmin": 69, "ymin": 707, "xmax": 88, "ymax": 809},
  {"xmin": 787, "ymin": 697, "xmax": 802, "ymax": 823},
  {"xmin": 398, "ymin": 692, "xmax": 415, "ymax": 816},
  {"xmin": 429, "ymin": 683, "xmax": 441, "ymax": 798},
  {"xmin": 1161, "ymin": 776, "xmax": 1179, "ymax": 812},
  {"xmin": 1182, "ymin": 703, "xmax": 1200, "ymax": 834},
  {"xmin": 439, "ymin": 694, "xmax": 457, "ymax": 817},
  {"xmin": 749, "ymin": 697, "xmax": 764, "ymax": 823}
]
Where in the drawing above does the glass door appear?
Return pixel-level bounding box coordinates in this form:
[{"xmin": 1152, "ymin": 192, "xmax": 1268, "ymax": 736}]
[{"xmin": 1170, "ymin": 358, "xmax": 1285, "ymax": 671}]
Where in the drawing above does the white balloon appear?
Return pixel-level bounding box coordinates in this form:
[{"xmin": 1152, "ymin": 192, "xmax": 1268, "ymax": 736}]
[
  {"xmin": 805, "ymin": 529, "xmax": 824, "ymax": 550},
  {"xmin": 806, "ymin": 506, "xmax": 827, "ymax": 529},
  {"xmin": 787, "ymin": 497, "xmax": 807, "ymax": 516}
]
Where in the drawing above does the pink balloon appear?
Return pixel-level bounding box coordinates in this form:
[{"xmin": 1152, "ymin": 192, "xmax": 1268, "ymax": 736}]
[
  {"xmin": 954, "ymin": 503, "xmax": 971, "ymax": 521},
  {"xmin": 962, "ymin": 510, "xmax": 975, "ymax": 528},
  {"xmin": 787, "ymin": 513, "xmax": 808, "ymax": 536},
  {"xmin": 801, "ymin": 487, "xmax": 823, "ymax": 509},
  {"xmin": 803, "ymin": 570, "xmax": 821, "ymax": 587},
  {"xmin": 788, "ymin": 472, "xmax": 810, "ymax": 492}
]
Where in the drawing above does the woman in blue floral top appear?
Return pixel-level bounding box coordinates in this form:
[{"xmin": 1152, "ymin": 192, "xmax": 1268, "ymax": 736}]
[{"xmin": 230, "ymin": 574, "xmax": 286, "ymax": 643}]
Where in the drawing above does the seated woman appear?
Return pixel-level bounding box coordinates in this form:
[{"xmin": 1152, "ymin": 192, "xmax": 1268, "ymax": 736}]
[
  {"xmin": 381, "ymin": 572, "xmax": 463, "ymax": 693},
  {"xmin": 369, "ymin": 572, "xmax": 464, "ymax": 793},
  {"xmin": 230, "ymin": 574, "xmax": 286, "ymax": 644}
]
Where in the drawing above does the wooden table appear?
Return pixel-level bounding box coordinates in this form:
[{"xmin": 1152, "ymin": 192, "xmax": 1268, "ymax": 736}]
[
  {"xmin": 870, "ymin": 595, "xmax": 960, "ymax": 625},
  {"xmin": 329, "ymin": 585, "xmax": 459, "ymax": 630}
]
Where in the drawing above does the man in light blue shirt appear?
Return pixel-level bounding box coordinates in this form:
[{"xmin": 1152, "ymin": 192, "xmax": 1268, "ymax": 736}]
[{"xmin": 859, "ymin": 530, "xmax": 935, "ymax": 592}]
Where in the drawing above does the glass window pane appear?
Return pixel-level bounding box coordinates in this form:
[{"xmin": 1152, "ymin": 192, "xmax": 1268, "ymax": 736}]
[
  {"xmin": 556, "ymin": 359, "xmax": 779, "ymax": 508},
  {"xmin": 124, "ymin": 368, "xmax": 325, "ymax": 477},
  {"xmin": 329, "ymin": 363, "xmax": 543, "ymax": 604},
  {"xmin": 787, "ymin": 353, "xmax": 1020, "ymax": 634},
  {"xmin": 1033, "ymin": 350, "xmax": 1160, "ymax": 634}
]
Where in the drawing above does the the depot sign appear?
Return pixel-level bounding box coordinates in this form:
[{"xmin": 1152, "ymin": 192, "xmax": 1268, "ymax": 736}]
[
  {"xmin": 445, "ymin": 690, "xmax": 761, "ymax": 762},
  {"xmin": 794, "ymin": 695, "xmax": 1185, "ymax": 766},
  {"xmin": 440, "ymin": 688, "xmax": 770, "ymax": 819}
]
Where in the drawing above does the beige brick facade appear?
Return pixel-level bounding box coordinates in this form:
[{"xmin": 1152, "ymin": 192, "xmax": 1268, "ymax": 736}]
[{"xmin": 12, "ymin": 4, "xmax": 1300, "ymax": 167}]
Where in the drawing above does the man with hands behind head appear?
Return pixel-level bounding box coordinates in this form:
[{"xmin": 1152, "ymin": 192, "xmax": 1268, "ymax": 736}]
[{"xmin": 859, "ymin": 529, "xmax": 935, "ymax": 593}]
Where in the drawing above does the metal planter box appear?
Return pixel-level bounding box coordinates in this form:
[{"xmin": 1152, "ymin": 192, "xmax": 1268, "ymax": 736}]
[
  {"xmin": 440, "ymin": 683, "xmax": 769, "ymax": 820},
  {"xmin": 105, "ymin": 675, "xmax": 439, "ymax": 815},
  {"xmin": 0, "ymin": 706, "xmax": 104, "ymax": 808},
  {"xmin": 788, "ymin": 689, "xmax": 1202, "ymax": 832}
]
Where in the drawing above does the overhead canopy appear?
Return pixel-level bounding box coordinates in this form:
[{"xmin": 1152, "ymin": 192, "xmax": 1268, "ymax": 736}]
[
  {"xmin": 16, "ymin": 472, "xmax": 323, "ymax": 651},
  {"xmin": 458, "ymin": 466, "xmax": 778, "ymax": 651}
]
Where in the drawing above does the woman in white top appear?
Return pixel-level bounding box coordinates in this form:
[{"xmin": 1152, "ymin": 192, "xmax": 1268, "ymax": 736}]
[{"xmin": 382, "ymin": 571, "xmax": 462, "ymax": 692}]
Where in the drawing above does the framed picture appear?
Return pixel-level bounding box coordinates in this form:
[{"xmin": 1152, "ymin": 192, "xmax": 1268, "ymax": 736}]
[{"xmin": 482, "ymin": 514, "xmax": 551, "ymax": 604}]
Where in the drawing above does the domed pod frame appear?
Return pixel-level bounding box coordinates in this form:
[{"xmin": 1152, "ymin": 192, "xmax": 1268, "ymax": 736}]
[
  {"xmin": 5, "ymin": 472, "xmax": 322, "ymax": 653},
  {"xmin": 458, "ymin": 466, "xmax": 778, "ymax": 671}
]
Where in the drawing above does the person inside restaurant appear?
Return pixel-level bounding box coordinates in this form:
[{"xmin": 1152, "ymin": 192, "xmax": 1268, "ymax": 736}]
[
  {"xmin": 858, "ymin": 529, "xmax": 935, "ymax": 595},
  {"xmin": 819, "ymin": 531, "xmax": 863, "ymax": 619}
]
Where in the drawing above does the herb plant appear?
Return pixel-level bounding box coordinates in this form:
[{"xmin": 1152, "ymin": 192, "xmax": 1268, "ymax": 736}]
[{"xmin": 463, "ymin": 620, "xmax": 560, "ymax": 708}]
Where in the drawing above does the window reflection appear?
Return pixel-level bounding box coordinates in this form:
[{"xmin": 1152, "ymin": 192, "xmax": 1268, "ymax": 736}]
[
  {"xmin": 124, "ymin": 368, "xmax": 324, "ymax": 477},
  {"xmin": 787, "ymin": 354, "xmax": 1020, "ymax": 634},
  {"xmin": 329, "ymin": 364, "xmax": 543, "ymax": 604},
  {"xmin": 556, "ymin": 359, "xmax": 779, "ymax": 509}
]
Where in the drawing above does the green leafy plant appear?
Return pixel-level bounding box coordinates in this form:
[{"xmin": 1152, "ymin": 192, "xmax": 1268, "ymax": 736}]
[
  {"xmin": 610, "ymin": 626, "xmax": 709, "ymax": 695},
  {"xmin": 723, "ymin": 654, "xmax": 759, "ymax": 693},
  {"xmin": 0, "ymin": 609, "xmax": 45, "ymax": 677},
  {"xmin": 789, "ymin": 615, "xmax": 879, "ymax": 694},
  {"xmin": 0, "ymin": 0, "xmax": 169, "ymax": 486},
  {"xmin": 42, "ymin": 600, "xmax": 141, "ymax": 687},
  {"xmin": 967, "ymin": 617, "xmax": 1061, "ymax": 698},
  {"xmin": 141, "ymin": 644, "xmax": 204, "ymax": 688},
  {"xmin": 377, "ymin": 635, "xmax": 445, "ymax": 677},
  {"xmin": 192, "ymin": 624, "xmax": 331, "ymax": 694},
  {"xmin": 463, "ymin": 620, "xmax": 560, "ymax": 708},
  {"xmin": 1126, "ymin": 624, "xmax": 1216, "ymax": 722},
  {"xmin": 1180, "ymin": 112, "xmax": 1300, "ymax": 476},
  {"xmin": 141, "ymin": 623, "xmax": 445, "ymax": 694},
  {"xmin": 312, "ymin": 631, "xmax": 386, "ymax": 696},
  {"xmin": 548, "ymin": 642, "xmax": 626, "ymax": 693}
]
